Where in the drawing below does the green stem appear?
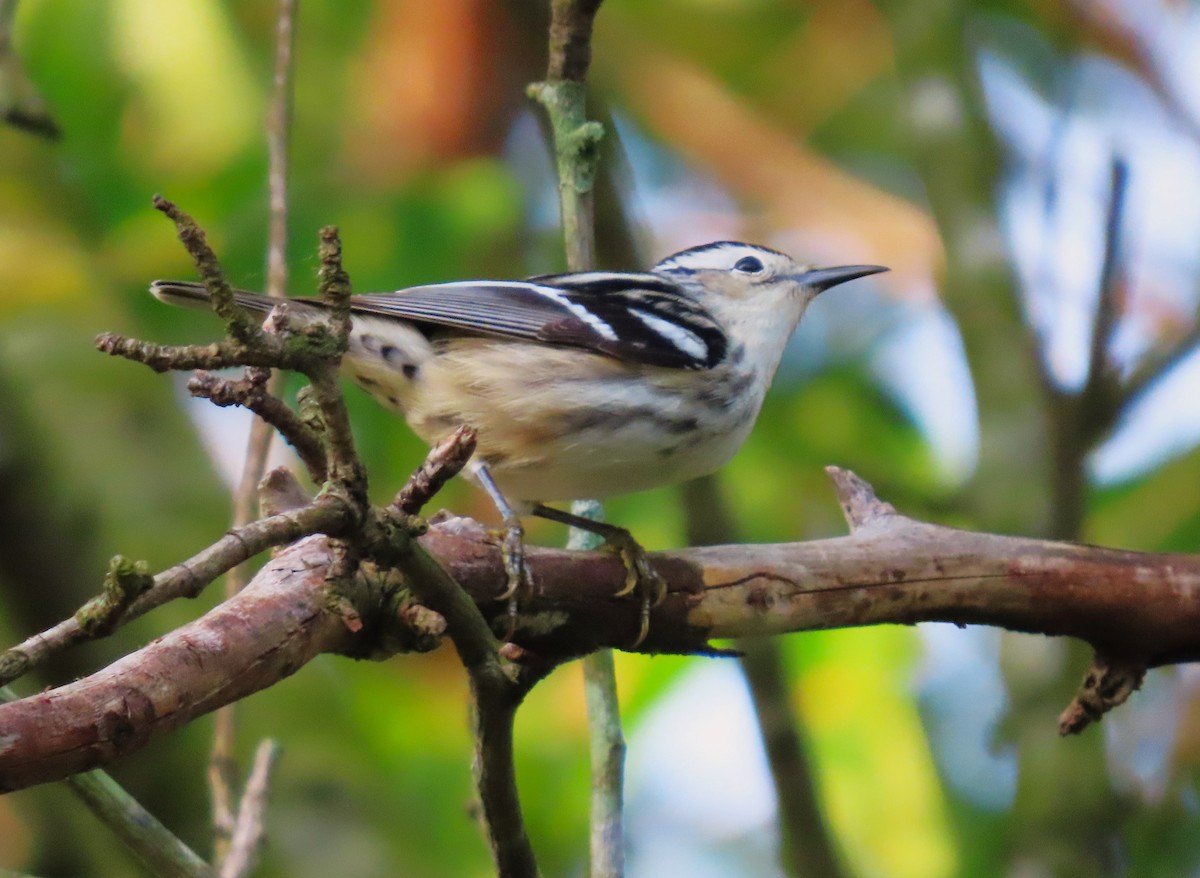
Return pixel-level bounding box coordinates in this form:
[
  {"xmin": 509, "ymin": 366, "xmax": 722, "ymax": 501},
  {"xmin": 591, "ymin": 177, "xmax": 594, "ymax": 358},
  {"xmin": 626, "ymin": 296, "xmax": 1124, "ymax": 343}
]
[
  {"xmin": 526, "ymin": 80, "xmax": 604, "ymax": 272},
  {"xmin": 531, "ymin": 4, "xmax": 624, "ymax": 874},
  {"xmin": 571, "ymin": 502, "xmax": 626, "ymax": 878},
  {"xmin": 66, "ymin": 773, "xmax": 214, "ymax": 878}
]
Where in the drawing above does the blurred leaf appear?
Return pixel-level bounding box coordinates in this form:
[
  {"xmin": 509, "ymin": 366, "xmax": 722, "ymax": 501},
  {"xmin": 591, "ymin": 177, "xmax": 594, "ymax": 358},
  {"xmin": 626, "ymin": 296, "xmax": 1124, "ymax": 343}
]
[{"xmin": 787, "ymin": 627, "xmax": 957, "ymax": 878}]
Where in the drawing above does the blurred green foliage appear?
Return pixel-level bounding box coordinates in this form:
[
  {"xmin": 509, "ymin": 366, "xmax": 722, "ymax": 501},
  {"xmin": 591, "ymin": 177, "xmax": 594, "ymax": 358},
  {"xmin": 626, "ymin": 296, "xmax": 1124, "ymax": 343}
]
[{"xmin": 2, "ymin": 1, "xmax": 1200, "ymax": 877}]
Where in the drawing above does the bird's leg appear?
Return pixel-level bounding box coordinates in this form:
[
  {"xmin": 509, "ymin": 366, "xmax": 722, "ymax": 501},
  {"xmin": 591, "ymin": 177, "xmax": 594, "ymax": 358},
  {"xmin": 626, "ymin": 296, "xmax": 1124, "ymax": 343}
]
[
  {"xmin": 531, "ymin": 504, "xmax": 666, "ymax": 647},
  {"xmin": 472, "ymin": 463, "xmax": 530, "ymax": 635}
]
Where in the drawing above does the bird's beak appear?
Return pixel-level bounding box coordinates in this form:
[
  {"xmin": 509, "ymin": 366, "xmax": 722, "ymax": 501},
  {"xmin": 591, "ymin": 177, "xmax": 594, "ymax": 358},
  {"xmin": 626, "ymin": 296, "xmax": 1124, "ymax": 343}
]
[{"xmin": 792, "ymin": 264, "xmax": 888, "ymax": 294}]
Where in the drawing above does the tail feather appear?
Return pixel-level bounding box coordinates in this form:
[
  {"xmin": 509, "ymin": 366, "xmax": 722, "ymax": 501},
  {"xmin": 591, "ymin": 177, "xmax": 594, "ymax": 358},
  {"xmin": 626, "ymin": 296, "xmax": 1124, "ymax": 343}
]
[{"xmin": 149, "ymin": 280, "xmax": 284, "ymax": 314}]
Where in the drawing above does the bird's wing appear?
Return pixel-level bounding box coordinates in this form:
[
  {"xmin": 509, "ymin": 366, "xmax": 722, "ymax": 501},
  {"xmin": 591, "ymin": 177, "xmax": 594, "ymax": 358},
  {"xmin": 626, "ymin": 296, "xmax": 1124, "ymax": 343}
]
[{"xmin": 345, "ymin": 273, "xmax": 727, "ymax": 369}]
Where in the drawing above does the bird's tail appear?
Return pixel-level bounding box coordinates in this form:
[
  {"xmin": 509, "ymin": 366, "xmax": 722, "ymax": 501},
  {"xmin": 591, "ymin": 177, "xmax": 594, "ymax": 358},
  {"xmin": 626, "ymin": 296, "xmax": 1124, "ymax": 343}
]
[{"xmin": 149, "ymin": 280, "xmax": 291, "ymax": 314}]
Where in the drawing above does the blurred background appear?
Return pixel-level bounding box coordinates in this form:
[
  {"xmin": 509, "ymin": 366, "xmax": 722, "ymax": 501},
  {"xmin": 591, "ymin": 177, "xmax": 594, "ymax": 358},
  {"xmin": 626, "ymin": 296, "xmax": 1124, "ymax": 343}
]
[{"xmin": 3, "ymin": 0, "xmax": 1200, "ymax": 875}]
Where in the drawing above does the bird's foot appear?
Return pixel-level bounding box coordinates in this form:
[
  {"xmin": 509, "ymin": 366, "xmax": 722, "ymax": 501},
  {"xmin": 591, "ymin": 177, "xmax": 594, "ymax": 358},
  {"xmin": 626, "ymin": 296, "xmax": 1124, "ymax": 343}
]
[
  {"xmin": 531, "ymin": 504, "xmax": 665, "ymax": 648},
  {"xmin": 601, "ymin": 526, "xmax": 667, "ymax": 648},
  {"xmin": 490, "ymin": 518, "xmax": 533, "ymax": 641}
]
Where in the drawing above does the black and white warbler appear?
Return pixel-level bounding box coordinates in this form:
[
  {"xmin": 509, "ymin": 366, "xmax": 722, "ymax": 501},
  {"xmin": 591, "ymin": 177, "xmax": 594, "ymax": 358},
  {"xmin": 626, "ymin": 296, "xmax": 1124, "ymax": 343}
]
[{"xmin": 151, "ymin": 241, "xmax": 886, "ymax": 644}]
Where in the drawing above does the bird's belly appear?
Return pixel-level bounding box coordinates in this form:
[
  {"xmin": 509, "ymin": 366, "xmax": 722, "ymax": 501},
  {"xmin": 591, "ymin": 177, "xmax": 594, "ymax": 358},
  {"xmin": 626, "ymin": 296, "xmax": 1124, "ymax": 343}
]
[
  {"xmin": 483, "ymin": 400, "xmax": 759, "ymax": 502},
  {"xmin": 345, "ymin": 335, "xmax": 763, "ymax": 502}
]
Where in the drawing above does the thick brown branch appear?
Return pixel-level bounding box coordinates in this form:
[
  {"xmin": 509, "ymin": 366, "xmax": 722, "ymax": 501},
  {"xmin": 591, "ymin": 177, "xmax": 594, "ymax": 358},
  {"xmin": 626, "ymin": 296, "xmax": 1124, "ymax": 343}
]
[{"xmin": 4, "ymin": 470, "xmax": 1200, "ymax": 790}]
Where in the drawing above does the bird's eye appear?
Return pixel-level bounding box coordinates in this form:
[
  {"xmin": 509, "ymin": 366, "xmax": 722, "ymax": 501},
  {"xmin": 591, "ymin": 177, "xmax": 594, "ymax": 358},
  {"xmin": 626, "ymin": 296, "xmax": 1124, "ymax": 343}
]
[{"xmin": 733, "ymin": 256, "xmax": 764, "ymax": 274}]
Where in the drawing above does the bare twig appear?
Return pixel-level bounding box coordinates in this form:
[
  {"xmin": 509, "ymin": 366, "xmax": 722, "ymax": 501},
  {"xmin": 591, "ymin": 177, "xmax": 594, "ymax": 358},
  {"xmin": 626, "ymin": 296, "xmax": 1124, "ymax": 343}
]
[
  {"xmin": 0, "ymin": 496, "xmax": 351, "ymax": 687},
  {"xmin": 96, "ymin": 331, "xmax": 300, "ymax": 372},
  {"xmin": 153, "ymin": 196, "xmax": 262, "ymax": 344},
  {"xmin": 469, "ymin": 673, "xmax": 544, "ymax": 878},
  {"xmin": 66, "ymin": 771, "xmax": 215, "ymax": 877},
  {"xmin": 207, "ymin": 711, "xmax": 238, "ymax": 863},
  {"xmin": 265, "ymin": 0, "xmax": 296, "ymax": 305},
  {"xmin": 219, "ymin": 739, "xmax": 282, "ymax": 878},
  {"xmin": 527, "ymin": 0, "xmax": 605, "ymax": 273},
  {"xmin": 545, "ymin": 0, "xmax": 604, "ymax": 82},
  {"xmin": 1059, "ymin": 654, "xmax": 1146, "ymax": 735},
  {"xmin": 210, "ymin": 4, "xmax": 298, "ymax": 849},
  {"xmin": 367, "ymin": 434, "xmax": 546, "ymax": 876},
  {"xmin": 1082, "ymin": 157, "xmax": 1128, "ymax": 427},
  {"xmin": 309, "ymin": 226, "xmax": 361, "ymax": 490},
  {"xmin": 1043, "ymin": 156, "xmax": 1131, "ymax": 542},
  {"xmin": 1120, "ymin": 324, "xmax": 1200, "ymax": 413},
  {"xmin": 581, "ymin": 645, "xmax": 624, "ymax": 878},
  {"xmin": 188, "ymin": 370, "xmax": 327, "ymax": 484},
  {"xmin": 569, "ymin": 502, "xmax": 626, "ymax": 878},
  {"xmin": 740, "ymin": 641, "xmax": 844, "ymax": 877},
  {"xmin": 391, "ymin": 425, "xmax": 477, "ymax": 515}
]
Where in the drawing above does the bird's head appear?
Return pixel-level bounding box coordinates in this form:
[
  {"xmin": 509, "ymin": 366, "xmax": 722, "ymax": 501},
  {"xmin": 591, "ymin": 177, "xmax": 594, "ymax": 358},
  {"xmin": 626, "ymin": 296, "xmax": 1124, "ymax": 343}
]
[
  {"xmin": 654, "ymin": 240, "xmax": 887, "ymax": 374},
  {"xmin": 655, "ymin": 241, "xmax": 885, "ymax": 308}
]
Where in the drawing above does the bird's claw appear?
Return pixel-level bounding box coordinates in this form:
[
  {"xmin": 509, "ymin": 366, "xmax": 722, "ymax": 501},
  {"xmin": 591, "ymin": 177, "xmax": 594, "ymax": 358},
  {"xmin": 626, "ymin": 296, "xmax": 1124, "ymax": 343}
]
[
  {"xmin": 489, "ymin": 520, "xmax": 533, "ymax": 641},
  {"xmin": 602, "ymin": 528, "xmax": 666, "ymax": 648},
  {"xmin": 496, "ymin": 520, "xmax": 527, "ymax": 603}
]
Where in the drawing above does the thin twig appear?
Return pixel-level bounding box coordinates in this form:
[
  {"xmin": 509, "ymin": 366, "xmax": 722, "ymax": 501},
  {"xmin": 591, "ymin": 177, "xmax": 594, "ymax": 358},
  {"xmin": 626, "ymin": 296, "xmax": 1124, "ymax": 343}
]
[
  {"xmin": 364, "ymin": 435, "xmax": 544, "ymax": 875},
  {"xmin": 1081, "ymin": 157, "xmax": 1129, "ymax": 438},
  {"xmin": 0, "ymin": 497, "xmax": 350, "ymax": 687},
  {"xmin": 220, "ymin": 739, "xmax": 282, "ymax": 878},
  {"xmin": 96, "ymin": 331, "xmax": 299, "ymax": 372},
  {"xmin": 1046, "ymin": 156, "xmax": 1131, "ymax": 540},
  {"xmin": 371, "ymin": 540, "xmax": 542, "ymax": 878},
  {"xmin": 210, "ymin": 3, "xmax": 298, "ymax": 850},
  {"xmin": 741, "ymin": 641, "xmax": 845, "ymax": 877},
  {"xmin": 570, "ymin": 501, "xmax": 626, "ymax": 878},
  {"xmin": 67, "ymin": 770, "xmax": 215, "ymax": 878},
  {"xmin": 153, "ymin": 196, "xmax": 262, "ymax": 344},
  {"xmin": 310, "ymin": 226, "xmax": 362, "ymax": 489},
  {"xmin": 188, "ymin": 370, "xmax": 327, "ymax": 484},
  {"xmin": 391, "ymin": 425, "xmax": 477, "ymax": 515},
  {"xmin": 581, "ymin": 645, "xmax": 625, "ymax": 877},
  {"xmin": 527, "ymin": 0, "xmax": 605, "ymax": 274},
  {"xmin": 1120, "ymin": 324, "xmax": 1200, "ymax": 413},
  {"xmin": 545, "ymin": 0, "xmax": 605, "ymax": 82},
  {"xmin": 265, "ymin": 0, "xmax": 296, "ymax": 306}
]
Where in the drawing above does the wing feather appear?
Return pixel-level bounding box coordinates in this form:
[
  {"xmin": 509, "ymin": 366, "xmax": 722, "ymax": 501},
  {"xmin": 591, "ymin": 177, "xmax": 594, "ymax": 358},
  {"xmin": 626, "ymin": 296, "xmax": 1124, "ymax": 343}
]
[
  {"xmin": 340, "ymin": 277, "xmax": 726, "ymax": 369},
  {"xmin": 153, "ymin": 275, "xmax": 728, "ymax": 370}
]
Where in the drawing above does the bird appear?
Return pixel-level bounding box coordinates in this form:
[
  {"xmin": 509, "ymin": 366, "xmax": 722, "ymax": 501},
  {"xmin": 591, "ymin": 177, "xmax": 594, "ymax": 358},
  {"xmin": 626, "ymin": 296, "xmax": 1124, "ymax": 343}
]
[{"xmin": 150, "ymin": 241, "xmax": 886, "ymax": 644}]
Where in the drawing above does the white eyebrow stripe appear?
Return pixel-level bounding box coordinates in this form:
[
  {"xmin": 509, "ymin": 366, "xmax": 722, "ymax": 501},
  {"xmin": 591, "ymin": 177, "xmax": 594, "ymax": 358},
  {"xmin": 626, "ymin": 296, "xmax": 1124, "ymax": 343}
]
[
  {"xmin": 532, "ymin": 285, "xmax": 619, "ymax": 341},
  {"xmin": 627, "ymin": 308, "xmax": 708, "ymax": 360}
]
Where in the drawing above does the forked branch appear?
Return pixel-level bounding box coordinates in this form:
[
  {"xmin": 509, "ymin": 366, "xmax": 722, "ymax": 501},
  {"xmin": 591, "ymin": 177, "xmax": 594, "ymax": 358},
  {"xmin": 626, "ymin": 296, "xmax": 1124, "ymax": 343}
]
[{"xmin": 4, "ymin": 465, "xmax": 1199, "ymax": 791}]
